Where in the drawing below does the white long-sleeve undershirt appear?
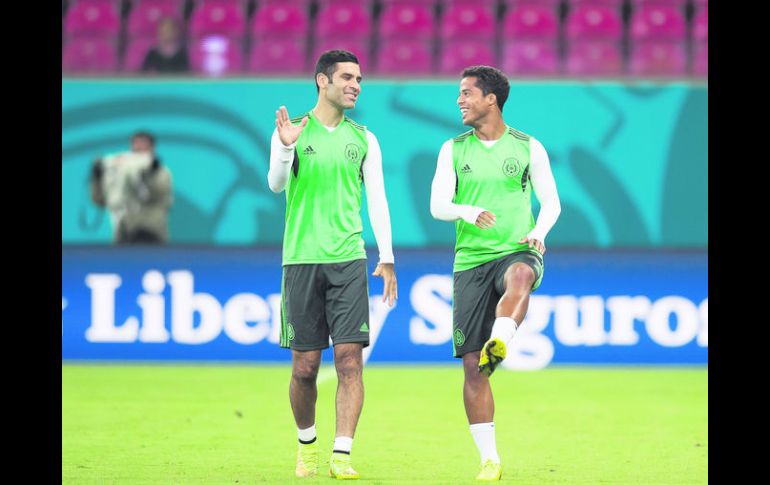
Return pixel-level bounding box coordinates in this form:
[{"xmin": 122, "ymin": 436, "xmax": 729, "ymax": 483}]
[
  {"xmin": 430, "ymin": 135, "xmax": 561, "ymax": 243},
  {"xmin": 268, "ymin": 127, "xmax": 394, "ymax": 264}
]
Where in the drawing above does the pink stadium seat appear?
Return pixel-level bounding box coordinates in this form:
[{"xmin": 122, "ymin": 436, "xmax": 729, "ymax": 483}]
[
  {"xmin": 189, "ymin": 35, "xmax": 243, "ymax": 75},
  {"xmin": 189, "ymin": 2, "xmax": 246, "ymax": 39},
  {"xmin": 565, "ymin": 4, "xmax": 623, "ymax": 40},
  {"xmin": 440, "ymin": 3, "xmax": 496, "ymax": 40},
  {"xmin": 379, "ymin": 2, "xmax": 434, "ymax": 40},
  {"xmin": 568, "ymin": 0, "xmax": 621, "ymax": 5},
  {"xmin": 63, "ymin": 37, "xmax": 118, "ymax": 73},
  {"xmin": 566, "ymin": 40, "xmax": 623, "ymax": 76},
  {"xmin": 127, "ymin": 1, "xmax": 183, "ymax": 37},
  {"xmin": 501, "ymin": 39, "xmax": 559, "ymax": 75},
  {"xmin": 504, "ymin": 0, "xmax": 560, "ymax": 5},
  {"xmin": 502, "ymin": 3, "xmax": 559, "ymax": 39},
  {"xmin": 315, "ymin": 3, "xmax": 372, "ymax": 40},
  {"xmin": 631, "ymin": 0, "xmax": 686, "ymax": 5},
  {"xmin": 629, "ymin": 41, "xmax": 687, "ymax": 76},
  {"xmin": 439, "ymin": 39, "xmax": 495, "ymax": 75},
  {"xmin": 312, "ymin": 38, "xmax": 370, "ymax": 72},
  {"xmin": 248, "ymin": 39, "xmax": 307, "ymax": 74},
  {"xmin": 377, "ymin": 39, "xmax": 433, "ymax": 75},
  {"xmin": 192, "ymin": 0, "xmax": 249, "ymax": 8},
  {"xmin": 123, "ymin": 36, "xmax": 156, "ymax": 72},
  {"xmin": 629, "ymin": 4, "xmax": 686, "ymax": 41},
  {"xmin": 251, "ymin": 3, "xmax": 308, "ymax": 39},
  {"xmin": 693, "ymin": 6, "xmax": 708, "ymax": 42},
  {"xmin": 64, "ymin": 0, "xmax": 120, "ymax": 38},
  {"xmin": 692, "ymin": 41, "xmax": 707, "ymax": 76}
]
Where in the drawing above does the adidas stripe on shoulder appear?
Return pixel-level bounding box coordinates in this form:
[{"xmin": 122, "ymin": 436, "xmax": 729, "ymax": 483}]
[
  {"xmin": 453, "ymin": 130, "xmax": 473, "ymax": 142},
  {"xmin": 290, "ymin": 113, "xmax": 309, "ymax": 125},
  {"xmin": 507, "ymin": 127, "xmax": 530, "ymax": 141},
  {"xmin": 345, "ymin": 117, "xmax": 367, "ymax": 132}
]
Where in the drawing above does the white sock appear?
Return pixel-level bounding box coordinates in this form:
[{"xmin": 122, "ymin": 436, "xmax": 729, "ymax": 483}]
[
  {"xmin": 490, "ymin": 317, "xmax": 518, "ymax": 346},
  {"xmin": 469, "ymin": 422, "xmax": 500, "ymax": 464},
  {"xmin": 298, "ymin": 424, "xmax": 316, "ymax": 444},
  {"xmin": 333, "ymin": 436, "xmax": 353, "ymax": 454}
]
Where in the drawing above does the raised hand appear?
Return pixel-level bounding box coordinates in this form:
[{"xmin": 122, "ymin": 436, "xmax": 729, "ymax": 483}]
[{"xmin": 275, "ymin": 106, "xmax": 308, "ymax": 146}]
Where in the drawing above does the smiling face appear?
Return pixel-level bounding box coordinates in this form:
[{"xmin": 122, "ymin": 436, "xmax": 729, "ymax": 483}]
[
  {"xmin": 318, "ymin": 62, "xmax": 362, "ymax": 110},
  {"xmin": 457, "ymin": 76, "xmax": 497, "ymax": 127}
]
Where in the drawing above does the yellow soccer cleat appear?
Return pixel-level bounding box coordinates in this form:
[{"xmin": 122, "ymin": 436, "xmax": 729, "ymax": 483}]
[
  {"xmin": 295, "ymin": 441, "xmax": 319, "ymax": 477},
  {"xmin": 328, "ymin": 452, "xmax": 360, "ymax": 480},
  {"xmin": 478, "ymin": 338, "xmax": 507, "ymax": 377},
  {"xmin": 476, "ymin": 459, "xmax": 503, "ymax": 481}
]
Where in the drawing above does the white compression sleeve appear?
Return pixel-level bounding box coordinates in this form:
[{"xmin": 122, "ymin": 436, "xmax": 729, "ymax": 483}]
[
  {"xmin": 429, "ymin": 139, "xmax": 486, "ymax": 224},
  {"xmin": 267, "ymin": 128, "xmax": 296, "ymax": 193},
  {"xmin": 526, "ymin": 137, "xmax": 561, "ymax": 242},
  {"xmin": 362, "ymin": 130, "xmax": 395, "ymax": 264}
]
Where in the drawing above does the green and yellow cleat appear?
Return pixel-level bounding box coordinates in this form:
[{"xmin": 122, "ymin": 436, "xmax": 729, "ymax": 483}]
[
  {"xmin": 328, "ymin": 452, "xmax": 360, "ymax": 480},
  {"xmin": 295, "ymin": 441, "xmax": 319, "ymax": 477},
  {"xmin": 476, "ymin": 459, "xmax": 503, "ymax": 481},
  {"xmin": 478, "ymin": 338, "xmax": 507, "ymax": 377}
]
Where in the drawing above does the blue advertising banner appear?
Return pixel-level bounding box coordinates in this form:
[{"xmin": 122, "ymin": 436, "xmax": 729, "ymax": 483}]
[{"xmin": 62, "ymin": 248, "xmax": 707, "ymax": 368}]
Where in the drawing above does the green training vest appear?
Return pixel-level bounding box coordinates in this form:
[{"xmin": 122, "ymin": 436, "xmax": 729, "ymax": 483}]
[
  {"xmin": 282, "ymin": 111, "xmax": 369, "ymax": 265},
  {"xmin": 451, "ymin": 126, "xmax": 538, "ymax": 272}
]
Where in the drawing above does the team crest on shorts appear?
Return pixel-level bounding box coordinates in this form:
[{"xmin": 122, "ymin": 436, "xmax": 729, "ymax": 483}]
[
  {"xmin": 454, "ymin": 329, "xmax": 465, "ymax": 347},
  {"xmin": 287, "ymin": 323, "xmax": 295, "ymax": 341},
  {"xmin": 502, "ymin": 158, "xmax": 522, "ymax": 178},
  {"xmin": 345, "ymin": 143, "xmax": 362, "ymax": 163}
]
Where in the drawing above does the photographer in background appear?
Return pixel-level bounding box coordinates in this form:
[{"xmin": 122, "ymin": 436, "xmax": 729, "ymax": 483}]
[{"xmin": 89, "ymin": 131, "xmax": 173, "ymax": 244}]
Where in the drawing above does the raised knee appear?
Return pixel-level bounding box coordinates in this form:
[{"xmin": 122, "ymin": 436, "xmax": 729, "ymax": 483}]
[{"xmin": 507, "ymin": 265, "xmax": 535, "ymax": 291}]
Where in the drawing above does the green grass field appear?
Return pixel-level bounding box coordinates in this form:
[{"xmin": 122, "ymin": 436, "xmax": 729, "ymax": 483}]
[{"xmin": 62, "ymin": 364, "xmax": 707, "ymax": 484}]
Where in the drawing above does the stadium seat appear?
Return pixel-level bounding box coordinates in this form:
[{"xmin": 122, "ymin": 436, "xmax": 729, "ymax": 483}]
[
  {"xmin": 630, "ymin": 0, "xmax": 686, "ymax": 5},
  {"xmin": 189, "ymin": 2, "xmax": 246, "ymax": 39},
  {"xmin": 63, "ymin": 36, "xmax": 118, "ymax": 73},
  {"xmin": 64, "ymin": 0, "xmax": 120, "ymax": 38},
  {"xmin": 312, "ymin": 38, "xmax": 369, "ymax": 72},
  {"xmin": 127, "ymin": 0, "xmax": 184, "ymax": 38},
  {"xmin": 502, "ymin": 3, "xmax": 559, "ymax": 39},
  {"xmin": 440, "ymin": 3, "xmax": 496, "ymax": 40},
  {"xmin": 248, "ymin": 39, "xmax": 307, "ymax": 74},
  {"xmin": 379, "ymin": 2, "xmax": 435, "ymax": 40},
  {"xmin": 629, "ymin": 41, "xmax": 687, "ymax": 76},
  {"xmin": 629, "ymin": 3, "xmax": 686, "ymax": 41},
  {"xmin": 122, "ymin": 36, "xmax": 156, "ymax": 72},
  {"xmin": 251, "ymin": 3, "xmax": 308, "ymax": 39},
  {"xmin": 501, "ymin": 39, "xmax": 560, "ymax": 75},
  {"xmin": 376, "ymin": 39, "xmax": 433, "ymax": 75},
  {"xmin": 439, "ymin": 39, "xmax": 495, "ymax": 75},
  {"xmin": 565, "ymin": 40, "xmax": 623, "ymax": 76},
  {"xmin": 565, "ymin": 3, "xmax": 623, "ymax": 40},
  {"xmin": 315, "ymin": 2, "xmax": 372, "ymax": 40},
  {"xmin": 189, "ymin": 35, "xmax": 244, "ymax": 75},
  {"xmin": 692, "ymin": 5, "xmax": 708, "ymax": 42}
]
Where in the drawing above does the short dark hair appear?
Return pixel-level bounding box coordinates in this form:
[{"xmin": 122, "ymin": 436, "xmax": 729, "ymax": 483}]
[
  {"xmin": 461, "ymin": 65, "xmax": 510, "ymax": 112},
  {"xmin": 314, "ymin": 50, "xmax": 360, "ymax": 93},
  {"xmin": 131, "ymin": 131, "xmax": 156, "ymax": 146}
]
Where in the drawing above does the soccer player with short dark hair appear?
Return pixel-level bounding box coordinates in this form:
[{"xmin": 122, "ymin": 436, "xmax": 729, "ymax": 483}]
[
  {"xmin": 430, "ymin": 65, "xmax": 561, "ymax": 481},
  {"xmin": 268, "ymin": 49, "xmax": 398, "ymax": 480}
]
